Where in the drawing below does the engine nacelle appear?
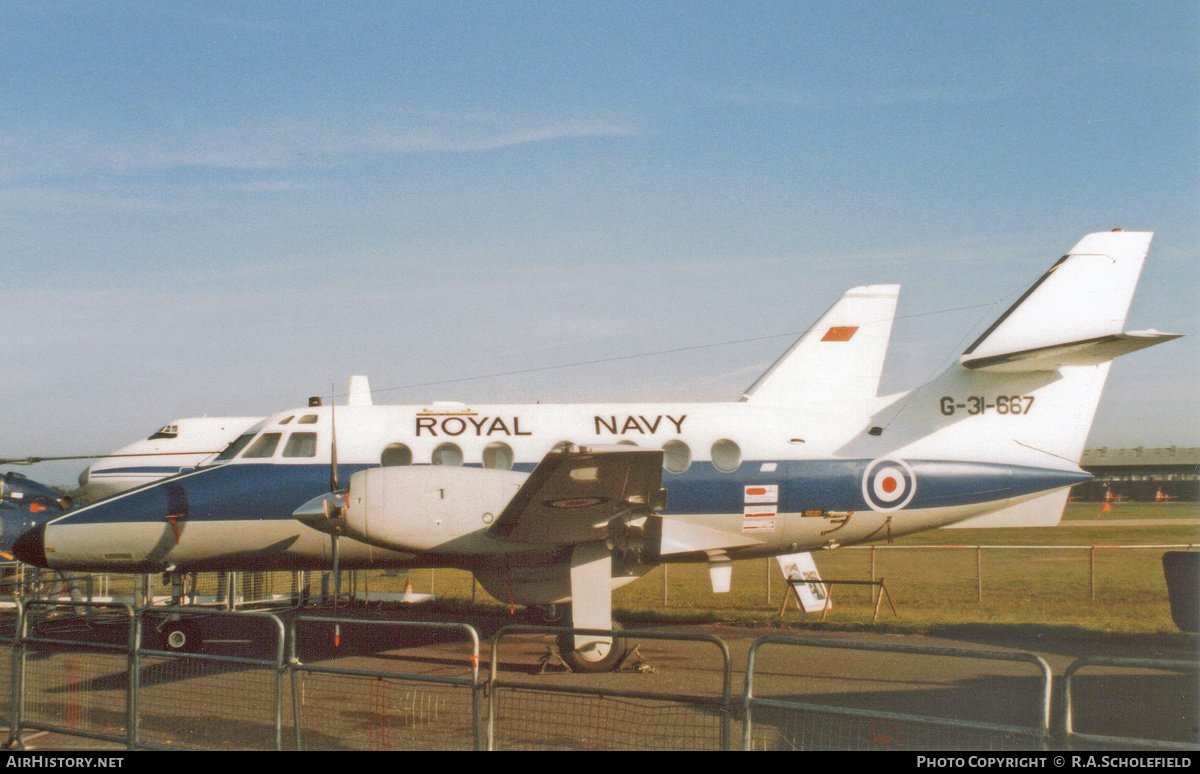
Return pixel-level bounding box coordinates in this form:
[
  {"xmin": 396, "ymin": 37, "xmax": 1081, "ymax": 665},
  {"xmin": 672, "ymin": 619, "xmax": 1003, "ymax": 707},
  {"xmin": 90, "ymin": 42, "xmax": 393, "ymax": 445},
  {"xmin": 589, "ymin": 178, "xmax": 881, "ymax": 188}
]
[{"xmin": 341, "ymin": 466, "xmax": 528, "ymax": 552}]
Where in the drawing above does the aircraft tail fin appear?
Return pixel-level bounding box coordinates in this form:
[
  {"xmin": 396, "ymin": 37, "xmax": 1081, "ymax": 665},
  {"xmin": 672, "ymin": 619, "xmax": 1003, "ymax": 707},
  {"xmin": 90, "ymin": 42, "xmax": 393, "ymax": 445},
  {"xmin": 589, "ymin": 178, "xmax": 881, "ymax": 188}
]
[
  {"xmin": 887, "ymin": 231, "xmax": 1177, "ymax": 470},
  {"xmin": 959, "ymin": 230, "xmax": 1173, "ymax": 371},
  {"xmin": 741, "ymin": 284, "xmax": 899, "ymax": 411}
]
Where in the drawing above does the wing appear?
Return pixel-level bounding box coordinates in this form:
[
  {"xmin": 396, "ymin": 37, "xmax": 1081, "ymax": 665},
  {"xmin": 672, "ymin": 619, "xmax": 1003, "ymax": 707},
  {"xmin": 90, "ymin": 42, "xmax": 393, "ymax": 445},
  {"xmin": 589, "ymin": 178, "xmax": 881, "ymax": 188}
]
[{"xmin": 488, "ymin": 445, "xmax": 666, "ymax": 545}]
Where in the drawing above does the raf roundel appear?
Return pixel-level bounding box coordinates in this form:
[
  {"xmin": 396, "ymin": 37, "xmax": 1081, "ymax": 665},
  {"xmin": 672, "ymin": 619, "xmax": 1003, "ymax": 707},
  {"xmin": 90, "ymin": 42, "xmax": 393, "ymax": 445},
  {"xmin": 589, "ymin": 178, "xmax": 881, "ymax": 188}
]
[{"xmin": 862, "ymin": 458, "xmax": 917, "ymax": 512}]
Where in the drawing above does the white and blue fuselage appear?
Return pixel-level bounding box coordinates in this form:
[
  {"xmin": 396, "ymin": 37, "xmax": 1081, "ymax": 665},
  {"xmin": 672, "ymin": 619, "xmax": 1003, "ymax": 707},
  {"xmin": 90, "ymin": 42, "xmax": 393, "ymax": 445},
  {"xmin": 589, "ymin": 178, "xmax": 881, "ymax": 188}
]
[{"xmin": 20, "ymin": 398, "xmax": 1088, "ymax": 574}]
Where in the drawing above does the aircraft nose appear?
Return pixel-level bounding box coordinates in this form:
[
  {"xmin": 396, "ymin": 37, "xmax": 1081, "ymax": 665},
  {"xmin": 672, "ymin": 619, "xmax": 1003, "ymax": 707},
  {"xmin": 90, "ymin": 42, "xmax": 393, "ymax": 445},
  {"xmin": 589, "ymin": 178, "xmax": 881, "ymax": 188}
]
[{"xmin": 12, "ymin": 523, "xmax": 47, "ymax": 568}]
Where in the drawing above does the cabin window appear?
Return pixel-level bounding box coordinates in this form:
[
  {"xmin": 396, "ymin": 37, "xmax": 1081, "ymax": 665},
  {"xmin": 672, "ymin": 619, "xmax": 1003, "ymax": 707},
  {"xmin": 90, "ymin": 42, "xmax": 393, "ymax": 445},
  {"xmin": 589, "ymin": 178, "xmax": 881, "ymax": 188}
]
[
  {"xmin": 381, "ymin": 443, "xmax": 413, "ymax": 467},
  {"xmin": 432, "ymin": 443, "xmax": 463, "ymax": 466},
  {"xmin": 297, "ymin": 415, "xmax": 319, "ymax": 425},
  {"xmin": 282, "ymin": 432, "xmax": 318, "ymax": 458},
  {"xmin": 483, "ymin": 442, "xmax": 514, "ymax": 470},
  {"xmin": 243, "ymin": 433, "xmax": 283, "ymax": 459},
  {"xmin": 662, "ymin": 440, "xmax": 692, "ymax": 474},
  {"xmin": 711, "ymin": 439, "xmax": 742, "ymax": 473}
]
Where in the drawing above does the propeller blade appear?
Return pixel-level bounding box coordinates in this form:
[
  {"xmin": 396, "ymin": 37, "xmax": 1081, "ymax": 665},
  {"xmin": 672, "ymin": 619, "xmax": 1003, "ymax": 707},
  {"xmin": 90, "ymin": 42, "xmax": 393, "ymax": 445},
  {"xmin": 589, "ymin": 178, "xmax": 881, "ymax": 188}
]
[
  {"xmin": 330, "ymin": 383, "xmax": 340, "ymax": 493},
  {"xmin": 327, "ymin": 383, "xmax": 343, "ymax": 647},
  {"xmin": 332, "ymin": 531, "xmax": 341, "ymax": 646}
]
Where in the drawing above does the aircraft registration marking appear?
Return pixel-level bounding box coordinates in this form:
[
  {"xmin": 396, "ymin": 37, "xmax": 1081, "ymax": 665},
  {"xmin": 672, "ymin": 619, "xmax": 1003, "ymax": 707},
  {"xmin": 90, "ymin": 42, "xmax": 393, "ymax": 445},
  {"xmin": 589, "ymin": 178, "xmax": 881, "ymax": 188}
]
[{"xmin": 939, "ymin": 395, "xmax": 1035, "ymax": 416}]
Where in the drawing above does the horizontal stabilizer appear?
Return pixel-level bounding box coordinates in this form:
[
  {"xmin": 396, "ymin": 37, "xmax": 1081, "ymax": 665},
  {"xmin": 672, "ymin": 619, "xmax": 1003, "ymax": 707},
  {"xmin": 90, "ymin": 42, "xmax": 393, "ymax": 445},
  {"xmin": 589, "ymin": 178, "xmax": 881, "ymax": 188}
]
[
  {"xmin": 962, "ymin": 230, "xmax": 1153, "ymax": 364},
  {"xmin": 960, "ymin": 330, "xmax": 1181, "ymax": 372}
]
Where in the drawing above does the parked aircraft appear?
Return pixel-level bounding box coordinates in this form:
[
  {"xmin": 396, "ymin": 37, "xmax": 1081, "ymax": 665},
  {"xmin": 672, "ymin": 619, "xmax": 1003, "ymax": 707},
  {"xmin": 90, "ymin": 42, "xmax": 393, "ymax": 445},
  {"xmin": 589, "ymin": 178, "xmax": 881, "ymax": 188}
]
[
  {"xmin": 1155, "ymin": 487, "xmax": 1179, "ymax": 502},
  {"xmin": 14, "ymin": 230, "xmax": 1179, "ymax": 669},
  {"xmin": 1104, "ymin": 485, "xmax": 1129, "ymax": 503},
  {"xmin": 0, "ymin": 472, "xmax": 71, "ymax": 558},
  {"xmin": 77, "ymin": 416, "xmax": 263, "ymax": 499}
]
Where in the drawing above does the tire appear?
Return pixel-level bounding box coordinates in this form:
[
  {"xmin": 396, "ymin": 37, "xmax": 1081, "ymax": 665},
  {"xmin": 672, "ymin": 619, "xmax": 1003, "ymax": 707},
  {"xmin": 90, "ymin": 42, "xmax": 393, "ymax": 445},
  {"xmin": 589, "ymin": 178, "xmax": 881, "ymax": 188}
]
[
  {"xmin": 556, "ymin": 622, "xmax": 627, "ymax": 673},
  {"xmin": 161, "ymin": 619, "xmax": 202, "ymax": 653}
]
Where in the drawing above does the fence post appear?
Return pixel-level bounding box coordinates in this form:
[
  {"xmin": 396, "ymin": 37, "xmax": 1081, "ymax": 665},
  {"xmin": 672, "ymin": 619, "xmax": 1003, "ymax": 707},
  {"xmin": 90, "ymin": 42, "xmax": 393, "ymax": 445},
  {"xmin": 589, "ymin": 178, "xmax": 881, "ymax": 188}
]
[
  {"xmin": 977, "ymin": 546, "xmax": 983, "ymax": 603},
  {"xmin": 765, "ymin": 558, "xmax": 771, "ymax": 607},
  {"xmin": 127, "ymin": 610, "xmax": 139, "ymax": 750},
  {"xmin": 1090, "ymin": 546, "xmax": 1096, "ymax": 602},
  {"xmin": 870, "ymin": 546, "xmax": 877, "ymax": 604},
  {"xmin": 663, "ymin": 564, "xmax": 669, "ymax": 606},
  {"xmin": 6, "ymin": 600, "xmax": 25, "ymax": 749}
]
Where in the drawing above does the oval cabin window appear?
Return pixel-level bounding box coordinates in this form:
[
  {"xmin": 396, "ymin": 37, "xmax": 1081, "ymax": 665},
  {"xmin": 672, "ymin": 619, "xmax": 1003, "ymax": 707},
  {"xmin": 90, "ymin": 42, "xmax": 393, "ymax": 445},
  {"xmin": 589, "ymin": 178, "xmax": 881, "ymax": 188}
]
[
  {"xmin": 710, "ymin": 439, "xmax": 742, "ymax": 473},
  {"xmin": 662, "ymin": 440, "xmax": 692, "ymax": 474},
  {"xmin": 483, "ymin": 442, "xmax": 514, "ymax": 470},
  {"xmin": 432, "ymin": 443, "xmax": 463, "ymax": 466},
  {"xmin": 381, "ymin": 443, "xmax": 413, "ymax": 467}
]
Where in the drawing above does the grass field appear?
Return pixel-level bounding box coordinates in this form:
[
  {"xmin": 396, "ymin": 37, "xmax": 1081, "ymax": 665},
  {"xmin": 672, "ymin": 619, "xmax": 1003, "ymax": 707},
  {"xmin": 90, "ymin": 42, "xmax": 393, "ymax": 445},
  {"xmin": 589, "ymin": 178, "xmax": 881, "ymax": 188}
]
[
  {"xmin": 384, "ymin": 501, "xmax": 1200, "ymax": 636},
  {"xmin": 43, "ymin": 501, "xmax": 1199, "ymax": 638}
]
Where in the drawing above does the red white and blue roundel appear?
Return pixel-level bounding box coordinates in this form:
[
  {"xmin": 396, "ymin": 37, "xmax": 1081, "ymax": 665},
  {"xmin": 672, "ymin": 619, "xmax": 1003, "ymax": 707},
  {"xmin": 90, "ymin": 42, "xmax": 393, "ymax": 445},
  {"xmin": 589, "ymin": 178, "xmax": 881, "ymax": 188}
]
[{"xmin": 861, "ymin": 458, "xmax": 917, "ymax": 512}]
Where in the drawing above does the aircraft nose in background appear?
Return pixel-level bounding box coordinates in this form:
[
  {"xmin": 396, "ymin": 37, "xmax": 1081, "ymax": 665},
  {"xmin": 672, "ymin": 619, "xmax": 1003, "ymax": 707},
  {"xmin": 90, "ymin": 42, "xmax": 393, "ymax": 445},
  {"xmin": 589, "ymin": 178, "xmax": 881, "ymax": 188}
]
[{"xmin": 12, "ymin": 523, "xmax": 47, "ymax": 568}]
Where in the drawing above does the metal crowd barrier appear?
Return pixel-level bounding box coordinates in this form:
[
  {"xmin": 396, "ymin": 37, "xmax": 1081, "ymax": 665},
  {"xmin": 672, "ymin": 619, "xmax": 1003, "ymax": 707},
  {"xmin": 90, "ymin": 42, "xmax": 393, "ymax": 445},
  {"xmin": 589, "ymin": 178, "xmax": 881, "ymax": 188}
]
[
  {"xmin": 0, "ymin": 599, "xmax": 20, "ymax": 732},
  {"xmin": 288, "ymin": 616, "xmax": 483, "ymax": 751},
  {"xmin": 2, "ymin": 606, "xmax": 1196, "ymax": 751},
  {"xmin": 7, "ymin": 600, "xmax": 139, "ymax": 749},
  {"xmin": 4, "ymin": 601, "xmax": 288, "ymax": 750},
  {"xmin": 743, "ymin": 635, "xmax": 1054, "ymax": 751},
  {"xmin": 136, "ymin": 607, "xmax": 287, "ymax": 750},
  {"xmin": 487, "ymin": 624, "xmax": 733, "ymax": 751},
  {"xmin": 1063, "ymin": 655, "xmax": 1200, "ymax": 751}
]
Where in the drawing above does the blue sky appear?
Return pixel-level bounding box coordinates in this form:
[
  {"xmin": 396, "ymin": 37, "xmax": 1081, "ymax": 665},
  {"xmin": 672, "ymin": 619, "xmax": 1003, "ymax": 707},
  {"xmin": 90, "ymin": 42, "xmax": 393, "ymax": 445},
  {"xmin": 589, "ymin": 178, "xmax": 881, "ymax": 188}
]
[{"xmin": 3, "ymin": 1, "xmax": 1198, "ymax": 487}]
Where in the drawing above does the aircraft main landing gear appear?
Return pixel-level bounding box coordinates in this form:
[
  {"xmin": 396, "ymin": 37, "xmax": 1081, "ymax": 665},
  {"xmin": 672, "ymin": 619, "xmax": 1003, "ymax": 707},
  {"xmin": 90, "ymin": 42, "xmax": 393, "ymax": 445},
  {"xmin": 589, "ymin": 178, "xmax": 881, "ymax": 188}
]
[
  {"xmin": 555, "ymin": 622, "xmax": 628, "ymax": 673},
  {"xmin": 158, "ymin": 618, "xmax": 202, "ymax": 653}
]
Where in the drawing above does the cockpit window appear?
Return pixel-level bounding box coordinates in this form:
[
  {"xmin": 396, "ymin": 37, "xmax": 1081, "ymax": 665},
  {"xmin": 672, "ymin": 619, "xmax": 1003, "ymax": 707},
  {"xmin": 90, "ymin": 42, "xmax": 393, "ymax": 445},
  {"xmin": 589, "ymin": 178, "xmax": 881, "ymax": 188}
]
[
  {"xmin": 282, "ymin": 432, "xmax": 318, "ymax": 458},
  {"xmin": 279, "ymin": 416, "xmax": 294, "ymax": 425},
  {"xmin": 297, "ymin": 415, "xmax": 319, "ymax": 425},
  {"xmin": 214, "ymin": 432, "xmax": 256, "ymax": 462},
  {"xmin": 148, "ymin": 425, "xmax": 179, "ymax": 440},
  {"xmin": 242, "ymin": 433, "xmax": 282, "ymax": 459}
]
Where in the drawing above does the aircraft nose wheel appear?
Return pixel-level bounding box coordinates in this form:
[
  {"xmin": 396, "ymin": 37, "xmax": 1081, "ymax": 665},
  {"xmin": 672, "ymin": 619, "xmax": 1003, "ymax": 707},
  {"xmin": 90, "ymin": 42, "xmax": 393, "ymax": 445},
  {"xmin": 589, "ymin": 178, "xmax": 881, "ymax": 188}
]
[
  {"xmin": 555, "ymin": 622, "xmax": 628, "ymax": 673},
  {"xmin": 159, "ymin": 619, "xmax": 202, "ymax": 653}
]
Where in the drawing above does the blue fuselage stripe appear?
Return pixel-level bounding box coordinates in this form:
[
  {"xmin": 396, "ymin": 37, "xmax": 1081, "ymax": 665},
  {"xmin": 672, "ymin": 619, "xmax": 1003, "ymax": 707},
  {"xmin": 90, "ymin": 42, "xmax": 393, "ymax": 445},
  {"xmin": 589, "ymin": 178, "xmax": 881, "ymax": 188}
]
[{"xmin": 56, "ymin": 459, "xmax": 1090, "ymax": 527}]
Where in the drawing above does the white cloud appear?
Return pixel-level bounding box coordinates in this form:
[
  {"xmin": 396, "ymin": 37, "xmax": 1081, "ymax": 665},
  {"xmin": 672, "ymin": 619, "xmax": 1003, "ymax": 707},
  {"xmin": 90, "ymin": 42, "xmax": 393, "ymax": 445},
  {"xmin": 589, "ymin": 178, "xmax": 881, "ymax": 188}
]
[{"xmin": 0, "ymin": 115, "xmax": 638, "ymax": 179}]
